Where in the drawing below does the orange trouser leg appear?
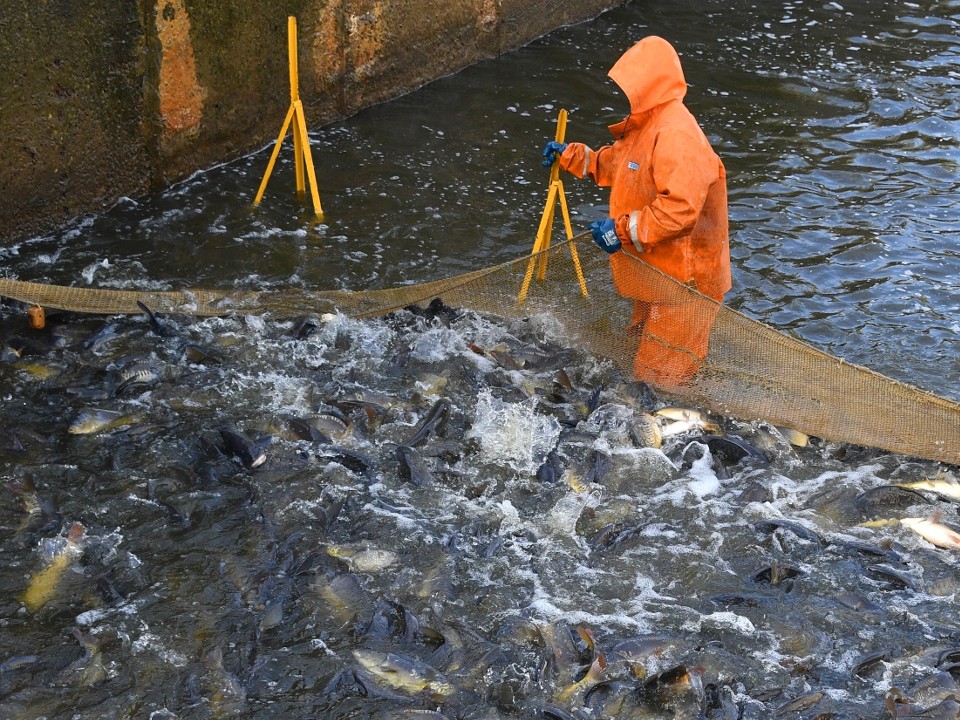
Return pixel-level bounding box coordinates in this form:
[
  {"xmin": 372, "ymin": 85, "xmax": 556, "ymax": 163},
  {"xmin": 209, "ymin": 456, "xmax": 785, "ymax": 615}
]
[{"xmin": 631, "ymin": 297, "xmax": 722, "ymax": 390}]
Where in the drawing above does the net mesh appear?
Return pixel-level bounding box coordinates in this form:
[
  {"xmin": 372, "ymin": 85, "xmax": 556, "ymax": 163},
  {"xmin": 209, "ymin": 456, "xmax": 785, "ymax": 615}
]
[{"xmin": 1, "ymin": 236, "xmax": 957, "ymax": 465}]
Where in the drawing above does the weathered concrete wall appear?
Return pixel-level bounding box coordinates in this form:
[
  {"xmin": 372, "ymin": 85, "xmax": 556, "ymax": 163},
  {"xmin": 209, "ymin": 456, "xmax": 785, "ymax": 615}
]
[{"xmin": 0, "ymin": 0, "xmax": 620, "ymax": 243}]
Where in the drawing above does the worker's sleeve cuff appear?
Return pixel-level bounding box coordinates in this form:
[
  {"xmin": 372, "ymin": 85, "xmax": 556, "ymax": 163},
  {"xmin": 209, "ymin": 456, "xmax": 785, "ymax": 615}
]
[{"xmin": 616, "ymin": 211, "xmax": 646, "ymax": 253}]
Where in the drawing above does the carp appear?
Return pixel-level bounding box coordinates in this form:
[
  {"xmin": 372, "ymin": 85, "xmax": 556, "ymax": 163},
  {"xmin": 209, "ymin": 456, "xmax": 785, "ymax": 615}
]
[
  {"xmin": 352, "ymin": 649, "xmax": 455, "ymax": 698},
  {"xmin": 21, "ymin": 522, "xmax": 86, "ymax": 611},
  {"xmin": 68, "ymin": 408, "xmax": 138, "ymax": 435}
]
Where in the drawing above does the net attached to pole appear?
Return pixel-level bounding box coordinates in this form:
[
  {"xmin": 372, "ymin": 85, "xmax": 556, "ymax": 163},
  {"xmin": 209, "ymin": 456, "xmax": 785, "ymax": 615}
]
[{"xmin": 1, "ymin": 236, "xmax": 957, "ymax": 465}]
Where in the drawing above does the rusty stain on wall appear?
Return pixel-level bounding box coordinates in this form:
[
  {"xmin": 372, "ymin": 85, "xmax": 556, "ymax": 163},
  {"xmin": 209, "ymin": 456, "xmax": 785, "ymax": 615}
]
[
  {"xmin": 312, "ymin": 1, "xmax": 346, "ymax": 100},
  {"xmin": 347, "ymin": 3, "xmax": 386, "ymax": 80},
  {"xmin": 156, "ymin": 0, "xmax": 206, "ymax": 139},
  {"xmin": 478, "ymin": 0, "xmax": 500, "ymax": 34}
]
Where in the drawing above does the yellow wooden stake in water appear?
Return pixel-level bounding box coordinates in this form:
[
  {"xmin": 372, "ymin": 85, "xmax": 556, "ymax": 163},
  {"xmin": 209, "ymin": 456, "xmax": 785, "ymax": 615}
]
[
  {"xmin": 254, "ymin": 16, "xmax": 324, "ymax": 220},
  {"xmin": 518, "ymin": 109, "xmax": 588, "ymax": 304}
]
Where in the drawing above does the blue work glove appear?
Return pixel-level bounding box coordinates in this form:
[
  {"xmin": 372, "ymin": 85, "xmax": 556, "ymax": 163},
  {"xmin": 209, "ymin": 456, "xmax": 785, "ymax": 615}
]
[
  {"xmin": 541, "ymin": 141, "xmax": 568, "ymax": 168},
  {"xmin": 590, "ymin": 219, "xmax": 621, "ymax": 253}
]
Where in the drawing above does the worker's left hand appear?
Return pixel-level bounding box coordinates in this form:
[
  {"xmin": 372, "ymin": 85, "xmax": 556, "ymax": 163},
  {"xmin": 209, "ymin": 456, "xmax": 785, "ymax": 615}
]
[{"xmin": 590, "ymin": 219, "xmax": 621, "ymax": 253}]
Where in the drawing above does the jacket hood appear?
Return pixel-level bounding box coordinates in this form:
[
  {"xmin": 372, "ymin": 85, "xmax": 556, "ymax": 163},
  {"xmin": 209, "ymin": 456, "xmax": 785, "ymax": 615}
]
[{"xmin": 608, "ymin": 36, "xmax": 687, "ymax": 116}]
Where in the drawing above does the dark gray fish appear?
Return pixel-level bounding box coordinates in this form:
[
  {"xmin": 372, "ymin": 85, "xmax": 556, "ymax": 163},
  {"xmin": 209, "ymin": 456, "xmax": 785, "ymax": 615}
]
[
  {"xmin": 583, "ymin": 450, "xmax": 612, "ymax": 484},
  {"xmin": 703, "ymin": 434, "xmax": 769, "ymax": 466},
  {"xmin": 553, "ymin": 368, "xmax": 574, "ymax": 392},
  {"xmin": 291, "ymin": 315, "xmax": 321, "ymax": 339},
  {"xmin": 203, "ymin": 646, "xmax": 247, "ymax": 713},
  {"xmin": 585, "ymin": 384, "xmax": 603, "ymax": 414},
  {"xmin": 536, "ymin": 462, "xmax": 558, "ymax": 483},
  {"xmin": 0, "ymin": 428, "xmax": 25, "ymax": 454},
  {"xmin": 397, "ymin": 444, "xmax": 433, "ymax": 486},
  {"xmin": 737, "ymin": 481, "xmax": 771, "ymax": 504},
  {"xmin": 136, "ymin": 300, "xmax": 172, "ymax": 337},
  {"xmin": 632, "ymin": 664, "xmax": 706, "ymax": 718},
  {"xmin": 308, "ymin": 492, "xmax": 345, "ymax": 538},
  {"xmin": 608, "ymin": 636, "xmax": 680, "ymax": 668},
  {"xmin": 309, "ymin": 406, "xmax": 352, "ymax": 439},
  {"xmin": 855, "ymin": 485, "xmax": 933, "ymax": 515},
  {"xmin": 257, "ymin": 580, "xmax": 292, "ymax": 636},
  {"xmin": 827, "ymin": 537, "xmax": 906, "ymax": 565},
  {"xmin": 286, "ymin": 416, "xmax": 332, "ymax": 444},
  {"xmin": 755, "ymin": 519, "xmax": 824, "ymax": 547},
  {"xmin": 219, "ymin": 427, "xmax": 268, "ymax": 470},
  {"xmin": 0, "ymin": 655, "xmax": 41, "ymax": 673},
  {"xmin": 851, "ymin": 650, "xmax": 890, "ymax": 678},
  {"xmin": 936, "ymin": 647, "xmax": 960, "ymax": 668},
  {"xmin": 709, "ymin": 593, "xmax": 770, "ymax": 608},
  {"xmin": 750, "ymin": 559, "xmax": 803, "ymax": 588},
  {"xmin": 903, "ymin": 696, "xmax": 960, "ymax": 720},
  {"xmin": 114, "ymin": 361, "xmax": 161, "ymax": 396},
  {"xmin": 583, "ymin": 679, "xmax": 635, "ymax": 714},
  {"xmin": 905, "ymin": 670, "xmax": 960, "ymax": 709},
  {"xmin": 775, "ymin": 690, "xmax": 824, "ymax": 715},
  {"xmin": 867, "ymin": 563, "xmax": 917, "ymax": 591},
  {"xmin": 182, "ymin": 342, "xmax": 222, "ymax": 365},
  {"xmin": 334, "ymin": 399, "xmax": 388, "ymax": 433},
  {"xmin": 403, "ymin": 297, "xmax": 460, "ymax": 327},
  {"xmin": 588, "ymin": 522, "xmax": 634, "ymax": 552},
  {"xmin": 316, "ymin": 445, "xmax": 375, "ymax": 477},
  {"xmin": 407, "ymin": 398, "xmax": 450, "ymax": 446},
  {"xmin": 833, "ymin": 591, "xmax": 879, "ymax": 612},
  {"xmin": 81, "ymin": 320, "xmax": 121, "ymax": 353}
]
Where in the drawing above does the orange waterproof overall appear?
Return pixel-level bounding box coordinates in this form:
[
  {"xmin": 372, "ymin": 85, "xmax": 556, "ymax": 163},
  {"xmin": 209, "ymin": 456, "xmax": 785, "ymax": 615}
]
[{"xmin": 558, "ymin": 36, "xmax": 731, "ymax": 389}]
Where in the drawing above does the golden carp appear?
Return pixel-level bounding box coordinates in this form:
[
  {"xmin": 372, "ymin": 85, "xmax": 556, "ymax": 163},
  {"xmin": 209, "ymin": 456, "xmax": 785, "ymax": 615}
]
[
  {"xmin": 776, "ymin": 426, "xmax": 810, "ymax": 447},
  {"xmin": 22, "ymin": 522, "xmax": 86, "ymax": 611},
  {"xmin": 68, "ymin": 408, "xmax": 138, "ymax": 435}
]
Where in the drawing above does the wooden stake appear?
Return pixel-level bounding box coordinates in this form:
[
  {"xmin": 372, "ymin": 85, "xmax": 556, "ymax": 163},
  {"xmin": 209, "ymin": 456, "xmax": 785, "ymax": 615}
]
[
  {"xmin": 518, "ymin": 110, "xmax": 588, "ymax": 304},
  {"xmin": 254, "ymin": 16, "xmax": 324, "ymax": 220}
]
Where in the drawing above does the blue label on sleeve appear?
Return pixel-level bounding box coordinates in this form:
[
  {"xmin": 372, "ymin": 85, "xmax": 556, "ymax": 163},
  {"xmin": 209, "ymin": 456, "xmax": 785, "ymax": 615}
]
[{"xmin": 627, "ymin": 161, "xmax": 639, "ymax": 171}]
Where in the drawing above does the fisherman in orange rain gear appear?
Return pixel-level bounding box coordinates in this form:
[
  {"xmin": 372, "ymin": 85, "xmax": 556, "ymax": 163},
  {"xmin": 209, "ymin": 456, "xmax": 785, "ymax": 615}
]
[{"xmin": 542, "ymin": 35, "xmax": 731, "ymax": 390}]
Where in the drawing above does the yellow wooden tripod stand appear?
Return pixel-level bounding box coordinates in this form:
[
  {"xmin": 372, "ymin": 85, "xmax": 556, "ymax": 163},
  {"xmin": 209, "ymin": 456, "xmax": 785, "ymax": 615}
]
[
  {"xmin": 518, "ymin": 109, "xmax": 588, "ymax": 304},
  {"xmin": 254, "ymin": 16, "xmax": 324, "ymax": 220}
]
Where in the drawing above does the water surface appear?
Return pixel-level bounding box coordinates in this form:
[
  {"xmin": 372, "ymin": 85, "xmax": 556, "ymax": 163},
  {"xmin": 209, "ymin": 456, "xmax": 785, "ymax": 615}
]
[{"xmin": 1, "ymin": 1, "xmax": 959, "ymax": 718}]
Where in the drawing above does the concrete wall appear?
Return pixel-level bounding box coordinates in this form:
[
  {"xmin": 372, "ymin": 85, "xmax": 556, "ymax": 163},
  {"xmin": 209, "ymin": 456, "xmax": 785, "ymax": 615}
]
[{"xmin": 0, "ymin": 0, "xmax": 621, "ymax": 243}]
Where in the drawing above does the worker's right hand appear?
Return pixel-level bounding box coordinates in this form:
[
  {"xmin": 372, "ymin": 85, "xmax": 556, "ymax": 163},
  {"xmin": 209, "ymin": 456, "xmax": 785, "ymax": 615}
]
[
  {"xmin": 590, "ymin": 219, "xmax": 621, "ymax": 253},
  {"xmin": 541, "ymin": 141, "xmax": 568, "ymax": 167}
]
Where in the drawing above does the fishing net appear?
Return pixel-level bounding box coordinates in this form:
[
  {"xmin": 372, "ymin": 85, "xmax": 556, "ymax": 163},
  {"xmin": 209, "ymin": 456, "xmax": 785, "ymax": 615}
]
[{"xmin": 1, "ymin": 235, "xmax": 957, "ymax": 465}]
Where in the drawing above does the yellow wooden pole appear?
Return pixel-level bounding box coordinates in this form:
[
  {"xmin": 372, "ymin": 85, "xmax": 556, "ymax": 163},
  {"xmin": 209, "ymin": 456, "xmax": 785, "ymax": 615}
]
[
  {"xmin": 289, "ymin": 17, "xmax": 305, "ymax": 198},
  {"xmin": 535, "ymin": 109, "xmax": 568, "ymax": 281},
  {"xmin": 253, "ymin": 16, "xmax": 325, "ymax": 221},
  {"xmin": 254, "ymin": 105, "xmax": 295, "ymax": 206},
  {"xmin": 556, "ymin": 179, "xmax": 588, "ymax": 297},
  {"xmin": 518, "ymin": 109, "xmax": 588, "ymax": 303},
  {"xmin": 295, "ymin": 99, "xmax": 324, "ymax": 218},
  {"xmin": 518, "ymin": 183, "xmax": 560, "ymax": 303}
]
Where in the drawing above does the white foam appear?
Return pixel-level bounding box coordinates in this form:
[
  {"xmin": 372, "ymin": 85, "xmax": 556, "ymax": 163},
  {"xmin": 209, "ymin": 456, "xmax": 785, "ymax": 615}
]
[{"xmin": 467, "ymin": 389, "xmax": 562, "ymax": 475}]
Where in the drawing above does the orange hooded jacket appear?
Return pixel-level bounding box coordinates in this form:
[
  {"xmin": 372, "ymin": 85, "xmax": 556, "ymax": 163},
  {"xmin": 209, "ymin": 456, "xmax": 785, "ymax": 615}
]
[{"xmin": 558, "ymin": 36, "xmax": 731, "ymax": 302}]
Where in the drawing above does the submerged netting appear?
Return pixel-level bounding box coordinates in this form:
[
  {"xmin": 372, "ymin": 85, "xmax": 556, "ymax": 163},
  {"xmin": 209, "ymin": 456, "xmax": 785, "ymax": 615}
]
[{"xmin": 1, "ymin": 235, "xmax": 957, "ymax": 465}]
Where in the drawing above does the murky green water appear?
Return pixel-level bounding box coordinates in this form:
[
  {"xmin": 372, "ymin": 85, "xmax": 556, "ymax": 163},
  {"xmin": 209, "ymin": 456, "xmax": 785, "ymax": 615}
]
[{"xmin": 1, "ymin": 1, "xmax": 959, "ymax": 718}]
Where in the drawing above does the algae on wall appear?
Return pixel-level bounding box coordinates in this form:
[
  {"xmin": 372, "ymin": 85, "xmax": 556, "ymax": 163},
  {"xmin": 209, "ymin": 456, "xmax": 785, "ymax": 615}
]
[
  {"xmin": 0, "ymin": 2, "xmax": 149, "ymax": 240},
  {"xmin": 0, "ymin": 0, "xmax": 620, "ymax": 244}
]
